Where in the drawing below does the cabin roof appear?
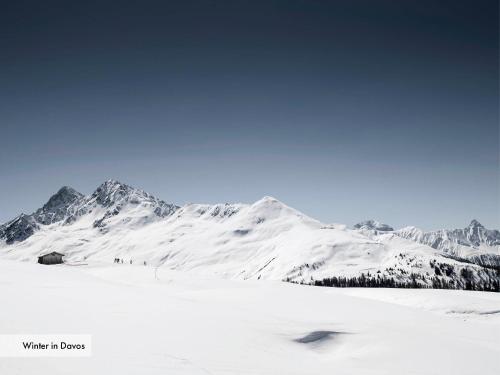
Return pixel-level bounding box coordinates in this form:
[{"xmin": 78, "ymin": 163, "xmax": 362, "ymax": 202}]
[{"xmin": 38, "ymin": 251, "xmax": 65, "ymax": 258}]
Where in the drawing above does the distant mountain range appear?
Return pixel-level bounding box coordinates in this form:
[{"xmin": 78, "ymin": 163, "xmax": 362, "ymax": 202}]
[{"xmin": 1, "ymin": 180, "xmax": 499, "ymax": 291}]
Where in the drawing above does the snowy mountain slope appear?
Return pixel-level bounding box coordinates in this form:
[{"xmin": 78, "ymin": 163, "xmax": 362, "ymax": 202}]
[
  {"xmin": 1, "ymin": 194, "xmax": 392, "ymax": 280},
  {"xmin": 1, "ymin": 180, "xmax": 499, "ymax": 290}
]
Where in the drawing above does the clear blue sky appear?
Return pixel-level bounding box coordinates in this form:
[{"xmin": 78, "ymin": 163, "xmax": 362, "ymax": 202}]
[{"xmin": 0, "ymin": 0, "xmax": 498, "ymax": 230}]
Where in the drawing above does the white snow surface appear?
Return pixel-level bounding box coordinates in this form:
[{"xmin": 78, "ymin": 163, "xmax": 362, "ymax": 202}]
[
  {"xmin": 0, "ymin": 260, "xmax": 498, "ymax": 375},
  {"xmin": 0, "ymin": 193, "xmax": 444, "ymax": 282},
  {"xmin": 0, "ymin": 181, "xmax": 496, "ymax": 286}
]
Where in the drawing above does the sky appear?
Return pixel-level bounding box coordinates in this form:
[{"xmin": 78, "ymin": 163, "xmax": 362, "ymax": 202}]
[{"xmin": 0, "ymin": 0, "xmax": 498, "ymax": 230}]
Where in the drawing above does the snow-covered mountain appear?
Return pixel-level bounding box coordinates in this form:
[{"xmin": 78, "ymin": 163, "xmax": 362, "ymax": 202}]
[
  {"xmin": 0, "ymin": 180, "xmax": 178, "ymax": 243},
  {"xmin": 353, "ymin": 219, "xmax": 500, "ymax": 265},
  {"xmin": 394, "ymin": 220, "xmax": 500, "ymax": 256},
  {"xmin": 1, "ymin": 180, "xmax": 499, "ymax": 291},
  {"xmin": 392, "ymin": 220, "xmax": 500, "ymax": 269},
  {"xmin": 0, "ymin": 186, "xmax": 83, "ymax": 244}
]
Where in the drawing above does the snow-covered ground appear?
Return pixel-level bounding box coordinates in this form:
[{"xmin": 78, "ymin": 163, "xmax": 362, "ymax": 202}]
[{"xmin": 1, "ymin": 260, "xmax": 499, "ymax": 375}]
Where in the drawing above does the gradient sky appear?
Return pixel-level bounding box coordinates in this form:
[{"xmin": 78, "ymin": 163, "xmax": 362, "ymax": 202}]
[{"xmin": 0, "ymin": 0, "xmax": 498, "ymax": 230}]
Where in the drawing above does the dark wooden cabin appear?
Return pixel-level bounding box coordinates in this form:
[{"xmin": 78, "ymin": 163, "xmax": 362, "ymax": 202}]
[{"xmin": 38, "ymin": 252, "xmax": 65, "ymax": 265}]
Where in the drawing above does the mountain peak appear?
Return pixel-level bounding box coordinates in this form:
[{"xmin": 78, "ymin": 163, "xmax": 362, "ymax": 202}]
[
  {"xmin": 46, "ymin": 185, "xmax": 82, "ymax": 203},
  {"xmin": 87, "ymin": 180, "xmax": 178, "ymax": 220},
  {"xmin": 468, "ymin": 219, "xmax": 484, "ymax": 229},
  {"xmin": 354, "ymin": 219, "xmax": 394, "ymax": 232},
  {"xmin": 256, "ymin": 196, "xmax": 280, "ymax": 204},
  {"xmin": 91, "ymin": 180, "xmax": 139, "ymax": 207},
  {"xmin": 56, "ymin": 185, "xmax": 81, "ymax": 195},
  {"xmin": 33, "ymin": 186, "xmax": 83, "ymax": 225},
  {"xmin": 94, "ymin": 179, "xmax": 136, "ymax": 195},
  {"xmin": 252, "ymin": 196, "xmax": 289, "ymax": 210},
  {"xmin": 98, "ymin": 179, "xmax": 131, "ymax": 190},
  {"xmin": 47, "ymin": 186, "xmax": 83, "ymax": 206}
]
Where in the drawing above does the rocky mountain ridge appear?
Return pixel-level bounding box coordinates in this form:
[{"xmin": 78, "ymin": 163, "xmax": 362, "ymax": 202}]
[{"xmin": 0, "ymin": 180, "xmax": 178, "ymax": 243}]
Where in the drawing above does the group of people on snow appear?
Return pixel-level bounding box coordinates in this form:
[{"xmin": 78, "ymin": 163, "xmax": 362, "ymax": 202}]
[{"xmin": 113, "ymin": 258, "xmax": 146, "ymax": 266}]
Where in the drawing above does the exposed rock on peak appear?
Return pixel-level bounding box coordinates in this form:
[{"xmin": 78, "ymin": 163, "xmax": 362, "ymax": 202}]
[
  {"xmin": 0, "ymin": 214, "xmax": 38, "ymax": 244},
  {"xmin": 354, "ymin": 220, "xmax": 394, "ymax": 232},
  {"xmin": 34, "ymin": 186, "xmax": 83, "ymax": 225},
  {"xmin": 468, "ymin": 219, "xmax": 484, "ymax": 229},
  {"xmin": 91, "ymin": 179, "xmax": 136, "ymax": 207},
  {"xmin": 89, "ymin": 179, "xmax": 177, "ymax": 215},
  {"xmin": 1, "ymin": 180, "xmax": 178, "ymax": 243}
]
